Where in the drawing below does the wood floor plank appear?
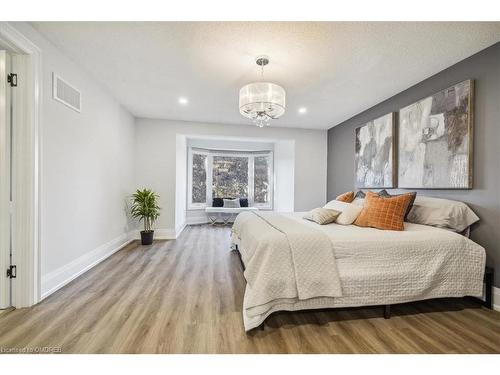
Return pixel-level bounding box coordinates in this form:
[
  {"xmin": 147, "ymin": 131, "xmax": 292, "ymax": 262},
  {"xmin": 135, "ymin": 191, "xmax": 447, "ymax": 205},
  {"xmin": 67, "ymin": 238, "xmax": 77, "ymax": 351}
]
[{"xmin": 0, "ymin": 224, "xmax": 499, "ymax": 354}]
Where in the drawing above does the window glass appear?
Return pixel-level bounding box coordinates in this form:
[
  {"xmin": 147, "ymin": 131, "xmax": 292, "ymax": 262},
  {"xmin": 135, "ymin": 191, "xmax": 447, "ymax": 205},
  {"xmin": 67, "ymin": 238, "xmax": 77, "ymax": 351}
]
[
  {"xmin": 254, "ymin": 156, "xmax": 270, "ymax": 204},
  {"xmin": 191, "ymin": 153, "xmax": 207, "ymax": 203},
  {"xmin": 212, "ymin": 156, "xmax": 248, "ymax": 198},
  {"xmin": 189, "ymin": 150, "xmax": 273, "ymax": 208}
]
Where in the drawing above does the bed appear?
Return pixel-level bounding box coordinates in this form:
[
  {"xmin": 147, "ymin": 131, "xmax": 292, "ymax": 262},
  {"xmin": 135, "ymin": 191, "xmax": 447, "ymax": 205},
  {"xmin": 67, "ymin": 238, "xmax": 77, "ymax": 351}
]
[{"xmin": 230, "ymin": 210, "xmax": 486, "ymax": 331}]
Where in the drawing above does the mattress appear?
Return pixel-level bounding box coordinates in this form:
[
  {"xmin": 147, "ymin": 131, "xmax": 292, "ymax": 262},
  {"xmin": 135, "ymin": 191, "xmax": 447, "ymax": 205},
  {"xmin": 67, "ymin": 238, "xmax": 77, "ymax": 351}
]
[{"xmin": 231, "ymin": 211, "xmax": 486, "ymax": 331}]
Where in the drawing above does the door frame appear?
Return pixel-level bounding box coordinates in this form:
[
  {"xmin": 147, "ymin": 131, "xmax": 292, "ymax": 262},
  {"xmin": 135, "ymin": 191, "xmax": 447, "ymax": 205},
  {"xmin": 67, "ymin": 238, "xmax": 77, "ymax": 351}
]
[
  {"xmin": 0, "ymin": 50, "xmax": 12, "ymax": 308},
  {"xmin": 0, "ymin": 22, "xmax": 42, "ymax": 307}
]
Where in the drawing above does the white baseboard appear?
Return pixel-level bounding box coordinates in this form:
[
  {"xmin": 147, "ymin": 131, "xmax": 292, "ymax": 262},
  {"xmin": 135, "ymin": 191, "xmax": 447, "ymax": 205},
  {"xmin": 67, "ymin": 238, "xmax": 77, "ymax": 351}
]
[
  {"xmin": 493, "ymin": 286, "xmax": 500, "ymax": 312},
  {"xmin": 186, "ymin": 211, "xmax": 209, "ymax": 225},
  {"xmin": 175, "ymin": 222, "xmax": 186, "ymax": 238},
  {"xmin": 41, "ymin": 232, "xmax": 133, "ymax": 300}
]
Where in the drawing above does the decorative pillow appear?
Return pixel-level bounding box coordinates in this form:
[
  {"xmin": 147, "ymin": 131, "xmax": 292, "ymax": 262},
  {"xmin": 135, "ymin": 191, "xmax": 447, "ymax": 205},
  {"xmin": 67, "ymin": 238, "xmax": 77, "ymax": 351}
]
[
  {"xmin": 355, "ymin": 189, "xmax": 391, "ymax": 198},
  {"xmin": 377, "ymin": 189, "xmax": 390, "ymax": 197},
  {"xmin": 351, "ymin": 190, "xmax": 388, "ymax": 207},
  {"xmin": 354, "ymin": 191, "xmax": 415, "ymax": 231},
  {"xmin": 406, "ymin": 196, "xmax": 479, "ymax": 232},
  {"xmin": 212, "ymin": 197, "xmax": 224, "ymax": 207},
  {"xmin": 379, "ymin": 190, "xmax": 417, "ymax": 220},
  {"xmin": 303, "ymin": 208, "xmax": 341, "ymax": 225},
  {"xmin": 336, "ymin": 191, "xmax": 355, "ymax": 203},
  {"xmin": 354, "ymin": 190, "xmax": 366, "ymax": 199},
  {"xmin": 213, "ymin": 197, "xmax": 248, "ymax": 207},
  {"xmin": 351, "ymin": 197, "xmax": 365, "ymax": 206},
  {"xmin": 223, "ymin": 198, "xmax": 241, "ymax": 208},
  {"xmin": 323, "ymin": 200, "xmax": 364, "ymax": 225}
]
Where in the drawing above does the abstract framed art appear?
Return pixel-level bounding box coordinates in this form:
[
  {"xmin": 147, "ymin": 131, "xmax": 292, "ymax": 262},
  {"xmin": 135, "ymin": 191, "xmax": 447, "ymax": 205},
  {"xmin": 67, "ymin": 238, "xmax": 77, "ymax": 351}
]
[
  {"xmin": 398, "ymin": 79, "xmax": 474, "ymax": 189},
  {"xmin": 354, "ymin": 112, "xmax": 396, "ymax": 188}
]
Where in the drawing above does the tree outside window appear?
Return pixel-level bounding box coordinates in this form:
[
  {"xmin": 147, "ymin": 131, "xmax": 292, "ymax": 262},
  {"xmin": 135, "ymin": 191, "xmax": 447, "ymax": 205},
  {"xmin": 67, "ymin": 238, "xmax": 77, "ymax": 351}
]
[{"xmin": 189, "ymin": 149, "xmax": 273, "ymax": 208}]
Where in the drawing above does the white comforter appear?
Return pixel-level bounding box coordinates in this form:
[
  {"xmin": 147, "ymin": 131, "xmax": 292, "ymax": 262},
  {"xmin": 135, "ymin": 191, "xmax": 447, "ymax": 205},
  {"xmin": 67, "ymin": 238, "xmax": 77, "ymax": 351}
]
[{"xmin": 231, "ymin": 211, "xmax": 486, "ymax": 331}]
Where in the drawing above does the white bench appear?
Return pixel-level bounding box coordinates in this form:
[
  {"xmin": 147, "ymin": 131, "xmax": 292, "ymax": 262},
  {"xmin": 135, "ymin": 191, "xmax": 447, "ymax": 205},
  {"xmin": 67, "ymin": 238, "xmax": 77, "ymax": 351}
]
[{"xmin": 205, "ymin": 207, "xmax": 259, "ymax": 225}]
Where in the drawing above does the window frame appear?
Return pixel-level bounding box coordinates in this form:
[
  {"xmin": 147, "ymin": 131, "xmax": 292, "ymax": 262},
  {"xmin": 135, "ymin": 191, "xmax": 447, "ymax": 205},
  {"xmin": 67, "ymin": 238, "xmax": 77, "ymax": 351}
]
[
  {"xmin": 187, "ymin": 148, "xmax": 210, "ymax": 209},
  {"xmin": 251, "ymin": 153, "xmax": 274, "ymax": 208},
  {"xmin": 187, "ymin": 147, "xmax": 274, "ymax": 210}
]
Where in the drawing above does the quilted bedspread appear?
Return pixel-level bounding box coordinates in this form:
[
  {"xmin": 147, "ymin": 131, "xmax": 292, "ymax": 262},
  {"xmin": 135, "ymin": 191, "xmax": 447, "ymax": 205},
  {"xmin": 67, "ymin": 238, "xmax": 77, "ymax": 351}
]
[
  {"xmin": 232, "ymin": 211, "xmax": 342, "ymax": 317},
  {"xmin": 231, "ymin": 211, "xmax": 486, "ymax": 331}
]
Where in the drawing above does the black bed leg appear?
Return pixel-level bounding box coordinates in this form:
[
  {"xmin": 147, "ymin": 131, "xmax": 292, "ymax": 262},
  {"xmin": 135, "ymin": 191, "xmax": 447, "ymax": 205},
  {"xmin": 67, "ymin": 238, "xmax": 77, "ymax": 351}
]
[
  {"xmin": 484, "ymin": 267, "xmax": 493, "ymax": 309},
  {"xmin": 384, "ymin": 305, "xmax": 391, "ymax": 319},
  {"xmin": 232, "ymin": 245, "xmax": 246, "ymax": 271}
]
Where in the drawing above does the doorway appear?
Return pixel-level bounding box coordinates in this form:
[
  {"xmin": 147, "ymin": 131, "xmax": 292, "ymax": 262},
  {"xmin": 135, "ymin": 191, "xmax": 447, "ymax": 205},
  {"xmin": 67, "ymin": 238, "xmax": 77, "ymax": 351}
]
[
  {"xmin": 0, "ymin": 50, "xmax": 13, "ymax": 308},
  {"xmin": 0, "ymin": 22, "xmax": 42, "ymax": 308}
]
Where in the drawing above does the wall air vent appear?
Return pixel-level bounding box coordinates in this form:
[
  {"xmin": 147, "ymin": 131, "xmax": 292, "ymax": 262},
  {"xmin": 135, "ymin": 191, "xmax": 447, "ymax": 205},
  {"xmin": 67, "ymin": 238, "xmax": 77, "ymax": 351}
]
[{"xmin": 53, "ymin": 73, "xmax": 81, "ymax": 112}]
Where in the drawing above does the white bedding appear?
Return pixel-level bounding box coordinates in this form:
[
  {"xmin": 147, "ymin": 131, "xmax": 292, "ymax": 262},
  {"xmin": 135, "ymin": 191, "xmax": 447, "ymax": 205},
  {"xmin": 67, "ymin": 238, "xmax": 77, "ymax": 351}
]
[{"xmin": 231, "ymin": 211, "xmax": 486, "ymax": 331}]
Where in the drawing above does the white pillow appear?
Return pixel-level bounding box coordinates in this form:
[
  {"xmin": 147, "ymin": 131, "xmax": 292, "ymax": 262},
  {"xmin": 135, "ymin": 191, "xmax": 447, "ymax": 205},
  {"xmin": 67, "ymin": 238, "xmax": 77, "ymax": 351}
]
[
  {"xmin": 223, "ymin": 198, "xmax": 241, "ymax": 208},
  {"xmin": 323, "ymin": 200, "xmax": 363, "ymax": 225},
  {"xmin": 406, "ymin": 196, "xmax": 479, "ymax": 232},
  {"xmin": 351, "ymin": 197, "xmax": 365, "ymax": 206}
]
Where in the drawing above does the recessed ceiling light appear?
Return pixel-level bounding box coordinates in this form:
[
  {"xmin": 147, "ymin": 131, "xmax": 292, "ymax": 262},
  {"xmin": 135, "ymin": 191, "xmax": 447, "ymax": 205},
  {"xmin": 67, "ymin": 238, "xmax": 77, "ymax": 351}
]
[
  {"xmin": 298, "ymin": 107, "xmax": 307, "ymax": 114},
  {"xmin": 178, "ymin": 97, "xmax": 188, "ymax": 105}
]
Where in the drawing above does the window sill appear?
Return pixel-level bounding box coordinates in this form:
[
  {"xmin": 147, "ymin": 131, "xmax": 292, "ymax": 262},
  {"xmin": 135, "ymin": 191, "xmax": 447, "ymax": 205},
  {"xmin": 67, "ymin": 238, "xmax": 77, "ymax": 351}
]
[{"xmin": 187, "ymin": 206, "xmax": 273, "ymax": 211}]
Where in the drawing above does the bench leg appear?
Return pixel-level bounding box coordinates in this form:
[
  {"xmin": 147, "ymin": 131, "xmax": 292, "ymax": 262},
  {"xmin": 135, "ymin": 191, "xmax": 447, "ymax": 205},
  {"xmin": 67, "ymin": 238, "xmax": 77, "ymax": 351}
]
[
  {"xmin": 222, "ymin": 213, "xmax": 232, "ymax": 225},
  {"xmin": 384, "ymin": 304, "xmax": 391, "ymax": 319},
  {"xmin": 208, "ymin": 215, "xmax": 217, "ymax": 225}
]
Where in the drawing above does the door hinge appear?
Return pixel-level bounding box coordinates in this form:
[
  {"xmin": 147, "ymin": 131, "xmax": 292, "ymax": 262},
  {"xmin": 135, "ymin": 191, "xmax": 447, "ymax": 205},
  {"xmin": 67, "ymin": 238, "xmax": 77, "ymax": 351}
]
[
  {"xmin": 6, "ymin": 265, "xmax": 16, "ymax": 279},
  {"xmin": 7, "ymin": 73, "xmax": 17, "ymax": 87}
]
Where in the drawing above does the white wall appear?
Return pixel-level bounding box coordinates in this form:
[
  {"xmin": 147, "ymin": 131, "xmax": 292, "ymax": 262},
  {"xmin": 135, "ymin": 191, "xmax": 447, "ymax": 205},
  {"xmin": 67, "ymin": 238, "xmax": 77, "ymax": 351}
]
[
  {"xmin": 274, "ymin": 140, "xmax": 295, "ymax": 212},
  {"xmin": 175, "ymin": 135, "xmax": 187, "ymax": 235},
  {"xmin": 135, "ymin": 118, "xmax": 328, "ymax": 232},
  {"xmin": 11, "ymin": 23, "xmax": 136, "ymax": 297},
  {"xmin": 188, "ymin": 138, "xmax": 274, "ymax": 151}
]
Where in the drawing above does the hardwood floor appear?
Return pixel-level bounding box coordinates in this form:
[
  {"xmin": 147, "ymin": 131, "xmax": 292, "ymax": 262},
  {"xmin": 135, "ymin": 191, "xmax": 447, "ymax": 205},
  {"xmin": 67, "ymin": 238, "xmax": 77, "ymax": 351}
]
[{"xmin": 0, "ymin": 224, "xmax": 499, "ymax": 354}]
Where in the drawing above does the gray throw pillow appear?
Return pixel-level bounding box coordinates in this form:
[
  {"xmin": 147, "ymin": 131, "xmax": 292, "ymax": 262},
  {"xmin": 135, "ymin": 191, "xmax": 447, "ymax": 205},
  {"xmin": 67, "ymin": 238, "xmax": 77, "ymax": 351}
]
[
  {"xmin": 223, "ymin": 198, "xmax": 241, "ymax": 208},
  {"xmin": 354, "ymin": 189, "xmax": 389, "ymax": 199}
]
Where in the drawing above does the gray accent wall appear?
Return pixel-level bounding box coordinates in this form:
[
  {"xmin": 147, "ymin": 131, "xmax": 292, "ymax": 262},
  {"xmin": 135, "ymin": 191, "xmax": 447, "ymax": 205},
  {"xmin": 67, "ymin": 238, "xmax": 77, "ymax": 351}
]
[{"xmin": 327, "ymin": 42, "xmax": 500, "ymax": 286}]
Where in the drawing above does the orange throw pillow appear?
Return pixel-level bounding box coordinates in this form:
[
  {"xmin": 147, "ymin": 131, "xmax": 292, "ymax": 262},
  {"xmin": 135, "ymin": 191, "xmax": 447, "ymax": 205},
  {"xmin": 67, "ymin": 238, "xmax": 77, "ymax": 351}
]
[
  {"xmin": 354, "ymin": 191, "xmax": 414, "ymax": 231},
  {"xmin": 336, "ymin": 191, "xmax": 354, "ymax": 203}
]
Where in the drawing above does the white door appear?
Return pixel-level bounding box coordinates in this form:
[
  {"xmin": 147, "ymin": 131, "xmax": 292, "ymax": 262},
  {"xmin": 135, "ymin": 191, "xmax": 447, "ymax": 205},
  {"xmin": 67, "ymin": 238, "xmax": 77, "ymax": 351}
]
[{"xmin": 0, "ymin": 50, "xmax": 12, "ymax": 309}]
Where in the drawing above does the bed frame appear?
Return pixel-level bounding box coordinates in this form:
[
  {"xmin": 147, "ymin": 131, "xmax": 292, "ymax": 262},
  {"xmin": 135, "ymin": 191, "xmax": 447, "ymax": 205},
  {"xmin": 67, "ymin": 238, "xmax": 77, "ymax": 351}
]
[{"xmin": 232, "ymin": 245, "xmax": 494, "ymax": 329}]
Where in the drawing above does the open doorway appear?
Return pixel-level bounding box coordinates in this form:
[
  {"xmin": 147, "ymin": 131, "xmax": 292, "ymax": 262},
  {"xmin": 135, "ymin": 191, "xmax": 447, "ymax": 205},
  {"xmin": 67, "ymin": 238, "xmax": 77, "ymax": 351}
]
[
  {"xmin": 0, "ymin": 50, "xmax": 13, "ymax": 309},
  {"xmin": 0, "ymin": 23, "xmax": 41, "ymax": 308}
]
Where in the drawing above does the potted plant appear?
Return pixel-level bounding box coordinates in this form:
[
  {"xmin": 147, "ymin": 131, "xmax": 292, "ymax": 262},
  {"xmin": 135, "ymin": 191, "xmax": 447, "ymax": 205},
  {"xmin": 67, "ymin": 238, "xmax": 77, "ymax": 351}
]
[{"xmin": 130, "ymin": 188, "xmax": 161, "ymax": 245}]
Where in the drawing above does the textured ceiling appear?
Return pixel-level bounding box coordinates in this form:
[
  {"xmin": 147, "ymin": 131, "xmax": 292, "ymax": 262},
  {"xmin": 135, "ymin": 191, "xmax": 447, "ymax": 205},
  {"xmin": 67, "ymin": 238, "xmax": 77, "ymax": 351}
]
[{"xmin": 31, "ymin": 22, "xmax": 500, "ymax": 129}]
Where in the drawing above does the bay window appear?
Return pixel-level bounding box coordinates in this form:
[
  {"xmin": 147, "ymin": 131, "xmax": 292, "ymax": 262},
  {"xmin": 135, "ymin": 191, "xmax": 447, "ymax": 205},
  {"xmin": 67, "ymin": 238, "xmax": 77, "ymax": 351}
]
[{"xmin": 188, "ymin": 148, "xmax": 273, "ymax": 209}]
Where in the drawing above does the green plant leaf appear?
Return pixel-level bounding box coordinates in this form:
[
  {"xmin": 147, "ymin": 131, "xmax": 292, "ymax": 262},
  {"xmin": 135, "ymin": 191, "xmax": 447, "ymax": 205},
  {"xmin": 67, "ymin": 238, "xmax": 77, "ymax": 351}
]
[{"xmin": 129, "ymin": 188, "xmax": 161, "ymax": 231}]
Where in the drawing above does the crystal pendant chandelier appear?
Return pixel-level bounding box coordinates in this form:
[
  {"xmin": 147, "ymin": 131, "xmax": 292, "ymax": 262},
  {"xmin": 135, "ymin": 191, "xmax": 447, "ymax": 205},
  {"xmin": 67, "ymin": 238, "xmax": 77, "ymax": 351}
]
[{"xmin": 239, "ymin": 56, "xmax": 286, "ymax": 127}]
